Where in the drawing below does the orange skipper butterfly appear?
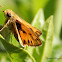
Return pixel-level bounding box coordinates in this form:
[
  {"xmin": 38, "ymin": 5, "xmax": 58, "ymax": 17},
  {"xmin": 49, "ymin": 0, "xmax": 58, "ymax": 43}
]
[{"xmin": 1, "ymin": 9, "xmax": 42, "ymax": 47}]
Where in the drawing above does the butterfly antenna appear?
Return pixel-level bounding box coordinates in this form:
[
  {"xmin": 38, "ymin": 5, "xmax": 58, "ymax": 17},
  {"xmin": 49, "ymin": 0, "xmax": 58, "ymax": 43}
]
[
  {"xmin": 0, "ymin": 5, "xmax": 5, "ymax": 12},
  {"xmin": 0, "ymin": 5, "xmax": 5, "ymax": 9}
]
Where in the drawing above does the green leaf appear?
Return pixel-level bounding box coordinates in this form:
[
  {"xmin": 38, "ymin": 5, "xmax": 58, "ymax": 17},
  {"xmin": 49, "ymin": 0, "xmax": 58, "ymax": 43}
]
[
  {"xmin": 0, "ymin": 52, "xmax": 11, "ymax": 62},
  {"xmin": 47, "ymin": 44, "xmax": 62, "ymax": 62},
  {"xmin": 32, "ymin": 8, "xmax": 45, "ymax": 30},
  {"xmin": 0, "ymin": 34, "xmax": 36, "ymax": 62},
  {"xmin": 27, "ymin": 9, "xmax": 53, "ymax": 62},
  {"xmin": 26, "ymin": 8, "xmax": 45, "ymax": 62},
  {"xmin": 41, "ymin": 15, "xmax": 53, "ymax": 62}
]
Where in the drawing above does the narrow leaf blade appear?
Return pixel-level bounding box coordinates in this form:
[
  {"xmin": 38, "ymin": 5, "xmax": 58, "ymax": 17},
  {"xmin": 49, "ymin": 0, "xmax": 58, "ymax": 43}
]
[
  {"xmin": 41, "ymin": 15, "xmax": 53, "ymax": 62},
  {"xmin": 0, "ymin": 34, "xmax": 36, "ymax": 62},
  {"xmin": 26, "ymin": 8, "xmax": 45, "ymax": 62}
]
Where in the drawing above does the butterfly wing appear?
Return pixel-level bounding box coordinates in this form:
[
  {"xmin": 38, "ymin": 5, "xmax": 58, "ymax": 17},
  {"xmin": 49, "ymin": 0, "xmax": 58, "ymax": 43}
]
[
  {"xmin": 20, "ymin": 18, "xmax": 42, "ymax": 37},
  {"xmin": 16, "ymin": 20, "xmax": 42, "ymax": 46}
]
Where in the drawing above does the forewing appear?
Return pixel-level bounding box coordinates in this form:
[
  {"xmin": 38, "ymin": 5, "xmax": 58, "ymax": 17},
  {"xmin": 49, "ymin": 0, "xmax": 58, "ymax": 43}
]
[{"xmin": 20, "ymin": 18, "xmax": 42, "ymax": 37}]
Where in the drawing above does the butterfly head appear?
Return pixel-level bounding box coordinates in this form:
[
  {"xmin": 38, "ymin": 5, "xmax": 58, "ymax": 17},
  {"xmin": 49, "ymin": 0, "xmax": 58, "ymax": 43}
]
[{"xmin": 3, "ymin": 9, "xmax": 15, "ymax": 18}]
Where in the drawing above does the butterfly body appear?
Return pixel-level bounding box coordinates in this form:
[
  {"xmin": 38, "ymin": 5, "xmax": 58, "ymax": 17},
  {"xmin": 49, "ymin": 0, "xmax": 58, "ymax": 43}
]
[{"xmin": 3, "ymin": 9, "xmax": 42, "ymax": 47}]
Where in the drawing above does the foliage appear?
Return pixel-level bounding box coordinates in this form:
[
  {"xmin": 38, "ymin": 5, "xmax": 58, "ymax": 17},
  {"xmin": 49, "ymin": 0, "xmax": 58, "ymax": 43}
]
[
  {"xmin": 0, "ymin": 9, "xmax": 53, "ymax": 62},
  {"xmin": 0, "ymin": 0, "xmax": 62, "ymax": 62}
]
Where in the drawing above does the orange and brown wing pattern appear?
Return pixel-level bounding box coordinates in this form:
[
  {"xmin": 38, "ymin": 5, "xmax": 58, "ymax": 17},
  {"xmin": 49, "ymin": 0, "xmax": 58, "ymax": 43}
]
[
  {"xmin": 20, "ymin": 18, "xmax": 42, "ymax": 37},
  {"xmin": 16, "ymin": 20, "xmax": 42, "ymax": 46}
]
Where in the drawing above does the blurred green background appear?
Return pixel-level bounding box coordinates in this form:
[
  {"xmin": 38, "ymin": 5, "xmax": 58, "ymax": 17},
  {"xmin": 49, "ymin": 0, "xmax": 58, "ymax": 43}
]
[{"xmin": 0, "ymin": 0, "xmax": 62, "ymax": 62}]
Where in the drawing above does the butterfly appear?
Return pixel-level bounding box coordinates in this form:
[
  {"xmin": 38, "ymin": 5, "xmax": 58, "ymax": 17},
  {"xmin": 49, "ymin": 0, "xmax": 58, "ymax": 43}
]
[{"xmin": 2, "ymin": 9, "xmax": 42, "ymax": 47}]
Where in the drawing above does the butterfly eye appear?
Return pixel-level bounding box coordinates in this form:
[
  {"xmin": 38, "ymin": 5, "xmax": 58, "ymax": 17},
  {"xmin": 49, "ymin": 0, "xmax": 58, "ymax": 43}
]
[{"xmin": 7, "ymin": 13, "xmax": 11, "ymax": 17}]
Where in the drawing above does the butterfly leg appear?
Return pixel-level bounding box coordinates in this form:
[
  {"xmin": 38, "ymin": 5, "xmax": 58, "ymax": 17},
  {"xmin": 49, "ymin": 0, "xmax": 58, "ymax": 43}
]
[
  {"xmin": 0, "ymin": 25, "xmax": 11, "ymax": 39},
  {"xmin": 0, "ymin": 25, "xmax": 7, "ymax": 32}
]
